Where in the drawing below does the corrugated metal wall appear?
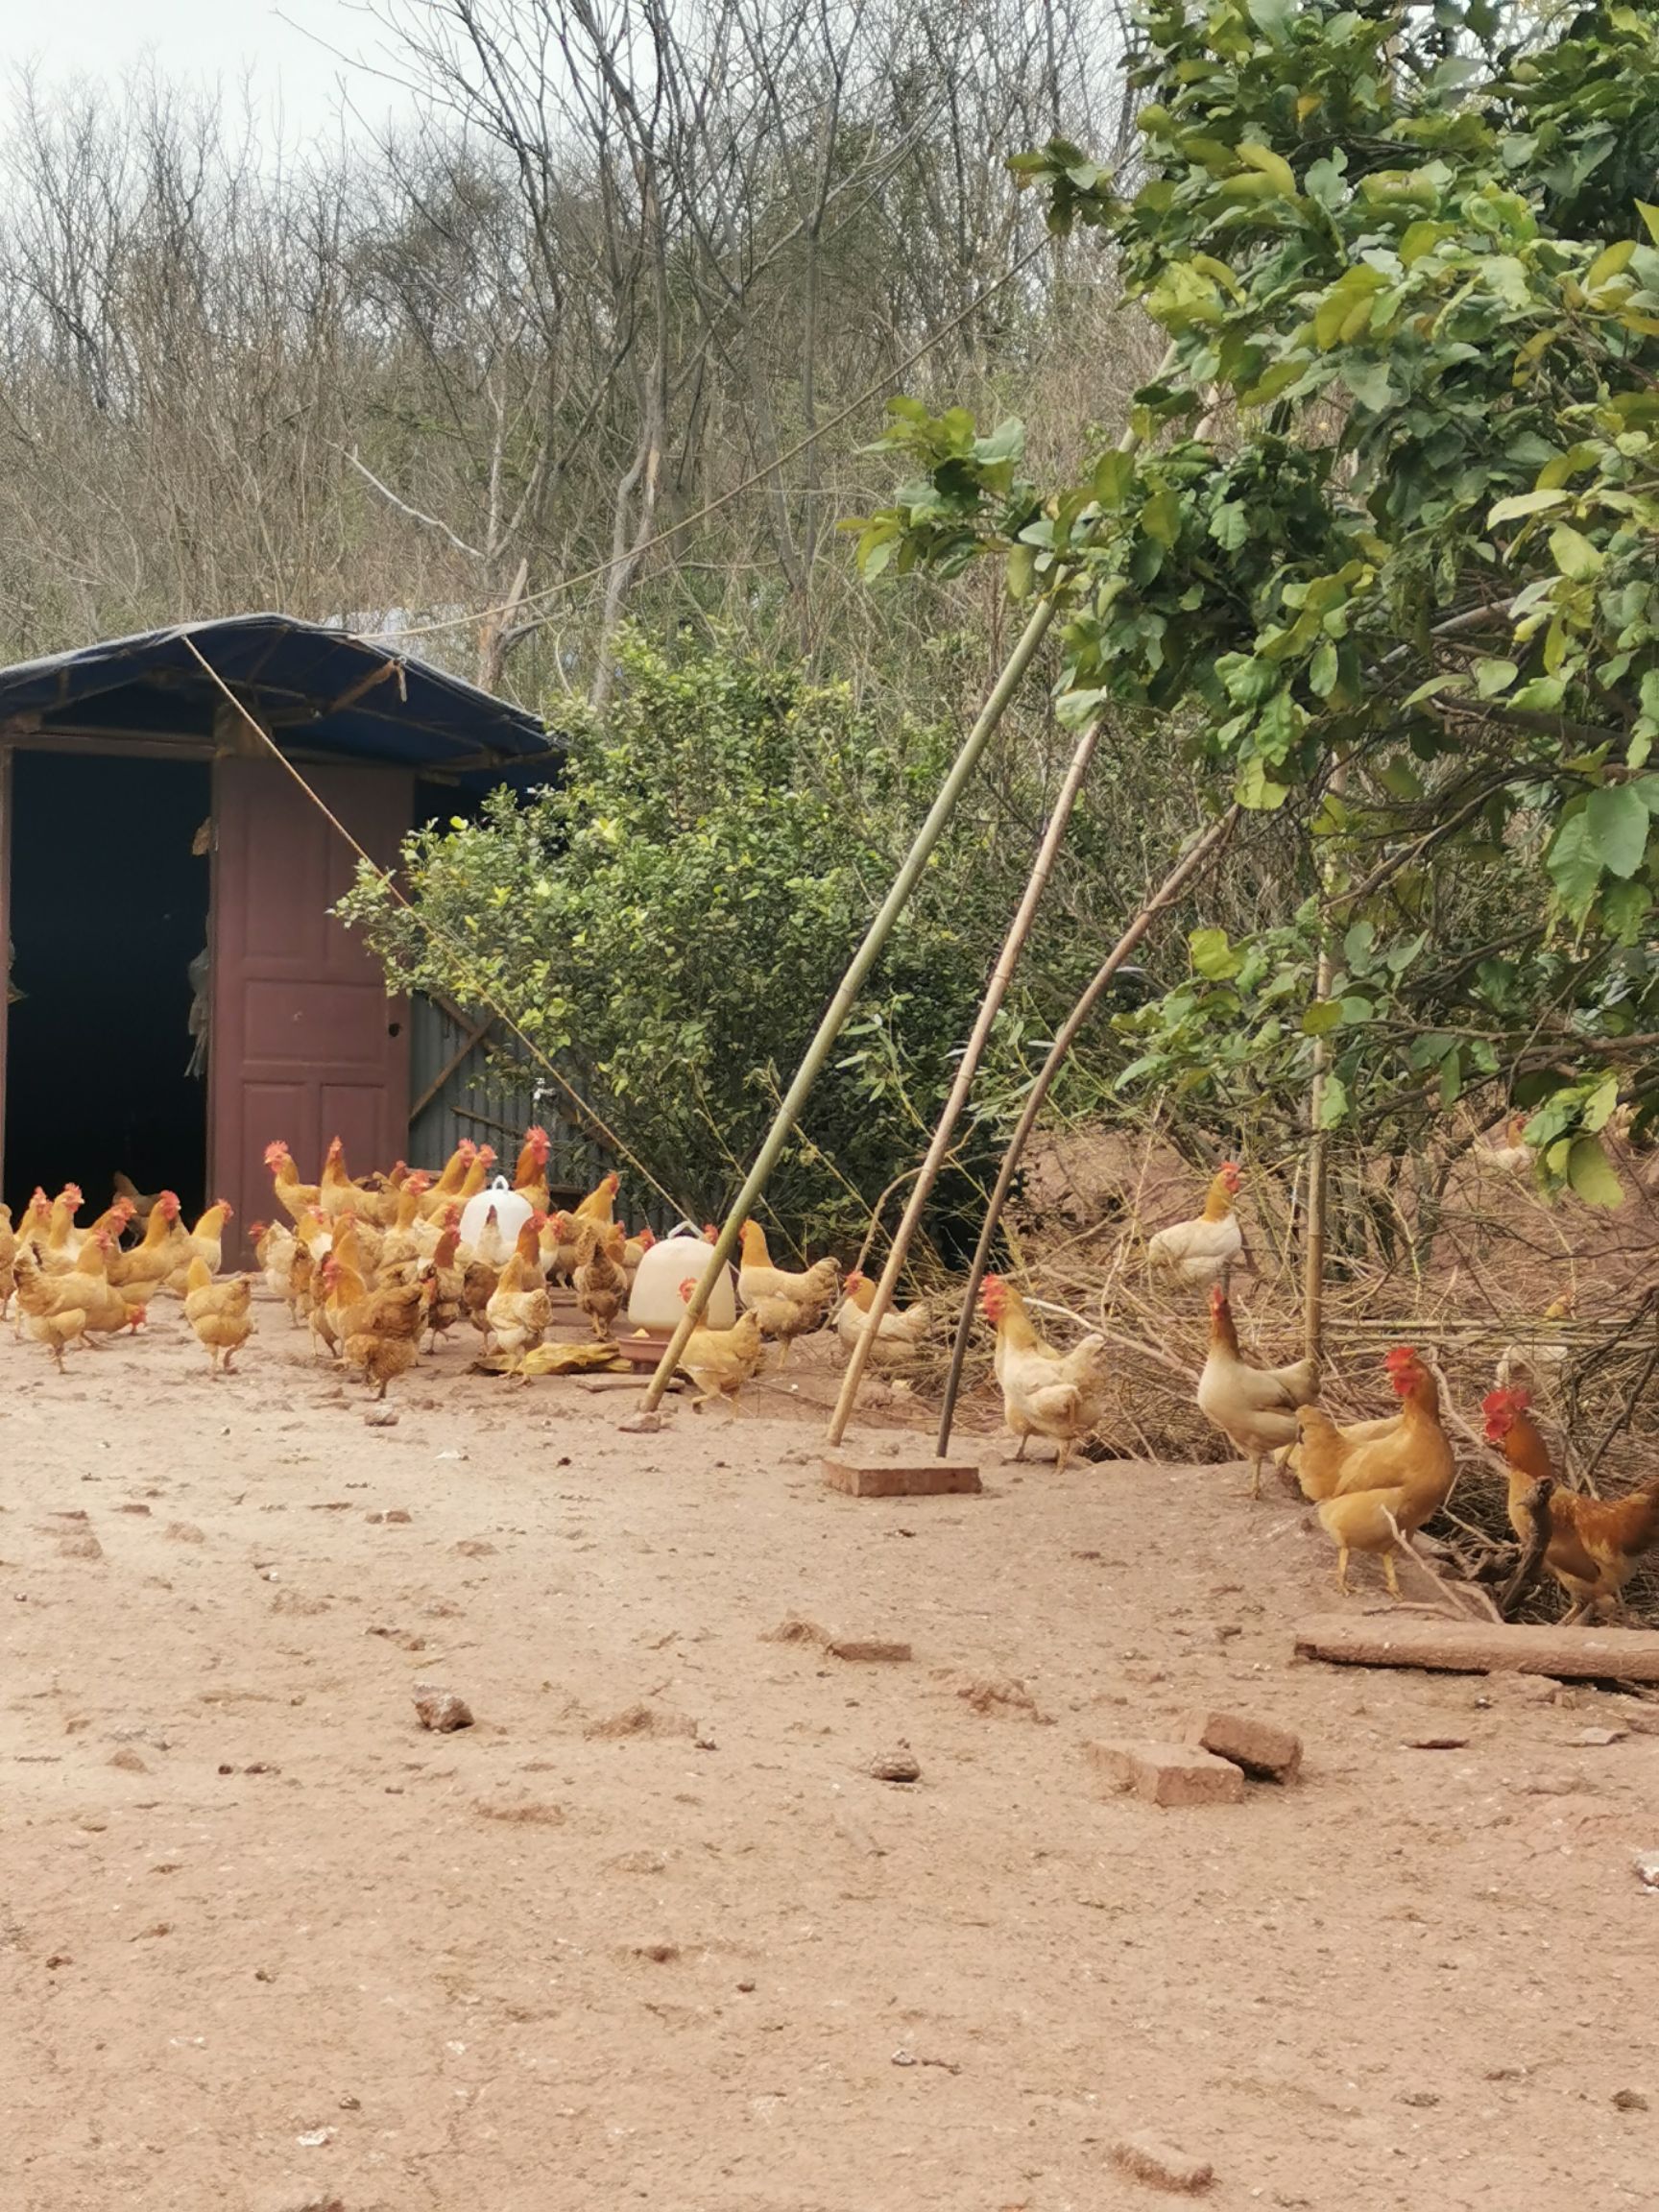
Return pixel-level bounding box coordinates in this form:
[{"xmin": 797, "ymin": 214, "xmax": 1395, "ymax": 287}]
[{"xmin": 407, "ymin": 995, "xmax": 679, "ymax": 1232}]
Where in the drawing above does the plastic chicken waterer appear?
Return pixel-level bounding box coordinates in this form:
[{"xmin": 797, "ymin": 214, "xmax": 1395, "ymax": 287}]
[
  {"xmin": 628, "ymin": 1224, "xmax": 737, "ymax": 1330},
  {"xmin": 458, "ymin": 1176, "xmax": 534, "ymax": 1253}
]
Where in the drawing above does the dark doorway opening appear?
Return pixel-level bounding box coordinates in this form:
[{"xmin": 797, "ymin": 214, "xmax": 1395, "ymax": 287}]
[{"xmin": 5, "ymin": 752, "xmax": 211, "ymax": 1220}]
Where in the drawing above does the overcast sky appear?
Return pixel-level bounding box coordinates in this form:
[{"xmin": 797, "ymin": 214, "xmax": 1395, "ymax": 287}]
[{"xmin": 0, "ymin": 0, "xmax": 416, "ymax": 144}]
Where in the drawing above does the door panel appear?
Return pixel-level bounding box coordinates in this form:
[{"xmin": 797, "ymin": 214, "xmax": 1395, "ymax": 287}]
[
  {"xmin": 211, "ymin": 758, "xmax": 412, "ymax": 1261},
  {"xmin": 0, "ymin": 747, "xmax": 10, "ymax": 1193}
]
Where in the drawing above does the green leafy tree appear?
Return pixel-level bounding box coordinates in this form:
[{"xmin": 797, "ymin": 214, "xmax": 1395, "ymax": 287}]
[
  {"xmin": 854, "ymin": 0, "xmax": 1659, "ymax": 1205},
  {"xmin": 341, "ymin": 633, "xmax": 1018, "ymax": 1244}
]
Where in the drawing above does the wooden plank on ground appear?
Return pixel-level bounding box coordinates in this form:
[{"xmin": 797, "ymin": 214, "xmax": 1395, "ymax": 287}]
[
  {"xmin": 1294, "ymin": 1613, "xmax": 1659, "ymax": 1682},
  {"xmin": 573, "ymin": 1373, "xmax": 685, "ymax": 1394}
]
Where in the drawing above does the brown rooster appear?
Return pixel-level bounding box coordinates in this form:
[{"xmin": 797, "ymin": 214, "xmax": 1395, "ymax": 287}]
[{"xmin": 1484, "ymin": 1385, "xmax": 1659, "ymax": 1622}]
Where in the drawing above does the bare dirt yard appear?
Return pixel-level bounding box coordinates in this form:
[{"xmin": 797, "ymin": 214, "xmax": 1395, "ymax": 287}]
[{"xmin": 5, "ymin": 1305, "xmax": 1659, "ymax": 2212}]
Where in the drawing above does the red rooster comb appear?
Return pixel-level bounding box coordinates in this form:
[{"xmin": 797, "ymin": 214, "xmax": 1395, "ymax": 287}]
[
  {"xmin": 1482, "ymin": 1384, "xmax": 1530, "ymax": 1441},
  {"xmin": 1482, "ymin": 1383, "xmax": 1531, "ymax": 1418}
]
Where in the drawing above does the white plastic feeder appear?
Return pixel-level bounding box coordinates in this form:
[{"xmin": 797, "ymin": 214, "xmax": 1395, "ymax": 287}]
[
  {"xmin": 458, "ymin": 1175, "xmax": 534, "ymax": 1254},
  {"xmin": 628, "ymin": 1223, "xmax": 736, "ymax": 1330}
]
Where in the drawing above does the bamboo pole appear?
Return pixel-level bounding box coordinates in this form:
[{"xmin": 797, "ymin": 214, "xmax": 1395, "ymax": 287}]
[
  {"xmin": 934, "ymin": 805, "xmax": 1241, "ymax": 1455},
  {"xmin": 1303, "ymin": 763, "xmax": 1347, "ymax": 1363},
  {"xmin": 825, "ymin": 718, "xmax": 1102, "ymax": 1445},
  {"xmin": 1302, "ymin": 930, "xmax": 1335, "ymax": 1365},
  {"xmin": 637, "ymin": 593, "xmax": 1061, "ymax": 1413},
  {"xmin": 641, "ymin": 344, "xmax": 1186, "ymax": 1419}
]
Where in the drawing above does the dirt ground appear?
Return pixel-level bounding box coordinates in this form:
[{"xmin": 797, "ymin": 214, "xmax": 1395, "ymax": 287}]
[{"xmin": 5, "ymin": 1301, "xmax": 1659, "ymax": 2212}]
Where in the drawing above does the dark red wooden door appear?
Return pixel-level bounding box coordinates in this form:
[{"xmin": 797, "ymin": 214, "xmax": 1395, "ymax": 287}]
[
  {"xmin": 210, "ymin": 757, "xmax": 412, "ymax": 1260},
  {"xmin": 0, "ymin": 747, "xmax": 10, "ymax": 1196}
]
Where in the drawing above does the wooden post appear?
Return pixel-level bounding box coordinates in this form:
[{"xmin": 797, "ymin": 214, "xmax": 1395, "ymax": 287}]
[
  {"xmin": 825, "ymin": 718, "xmax": 1101, "ymax": 1447},
  {"xmin": 934, "ymin": 806, "xmax": 1240, "ymax": 1455}
]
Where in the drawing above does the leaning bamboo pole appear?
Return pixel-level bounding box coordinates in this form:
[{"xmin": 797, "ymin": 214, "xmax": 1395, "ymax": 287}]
[
  {"xmin": 1302, "ymin": 930, "xmax": 1336, "ymax": 1364},
  {"xmin": 934, "ymin": 805, "xmax": 1241, "ymax": 1455},
  {"xmin": 639, "ymin": 346, "xmax": 1184, "ymax": 1418},
  {"xmin": 825, "ymin": 720, "xmax": 1102, "ymax": 1445},
  {"xmin": 1302, "ymin": 761, "xmax": 1348, "ymax": 1364},
  {"xmin": 637, "ymin": 594, "xmax": 1061, "ymax": 1413}
]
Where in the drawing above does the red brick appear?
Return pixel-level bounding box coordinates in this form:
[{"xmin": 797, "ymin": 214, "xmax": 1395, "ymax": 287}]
[
  {"xmin": 1086, "ymin": 1739, "xmax": 1245, "ymax": 1807},
  {"xmin": 1110, "ymin": 2132, "xmax": 1215, "ymax": 2193},
  {"xmin": 1183, "ymin": 1709, "xmax": 1302, "ymax": 1783},
  {"xmin": 822, "ymin": 1455, "xmax": 982, "ymax": 1498}
]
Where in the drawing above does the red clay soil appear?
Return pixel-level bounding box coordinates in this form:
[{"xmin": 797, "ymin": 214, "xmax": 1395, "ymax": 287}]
[{"xmin": 4, "ymin": 1308, "xmax": 1658, "ymax": 2212}]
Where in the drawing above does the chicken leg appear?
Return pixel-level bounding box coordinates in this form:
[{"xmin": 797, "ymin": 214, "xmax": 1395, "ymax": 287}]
[{"xmin": 691, "ymin": 1391, "xmax": 743, "ymax": 1418}]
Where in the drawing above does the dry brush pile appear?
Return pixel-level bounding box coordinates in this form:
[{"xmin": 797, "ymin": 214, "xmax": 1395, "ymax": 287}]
[{"xmin": 903, "ymin": 1120, "xmax": 1659, "ymax": 1629}]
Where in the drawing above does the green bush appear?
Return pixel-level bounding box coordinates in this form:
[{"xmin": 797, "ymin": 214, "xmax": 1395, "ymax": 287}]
[{"xmin": 342, "ymin": 633, "xmax": 1022, "ymax": 1250}]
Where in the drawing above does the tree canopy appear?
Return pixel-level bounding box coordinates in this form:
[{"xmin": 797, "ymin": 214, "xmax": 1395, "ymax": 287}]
[
  {"xmin": 855, "ymin": 0, "xmax": 1659, "ymax": 1201},
  {"xmin": 340, "ymin": 633, "xmax": 1036, "ymax": 1241}
]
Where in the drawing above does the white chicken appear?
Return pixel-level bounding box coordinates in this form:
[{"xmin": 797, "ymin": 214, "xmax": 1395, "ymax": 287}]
[
  {"xmin": 1145, "ymin": 1162, "xmax": 1244, "ymax": 1287},
  {"xmin": 979, "ymin": 1274, "xmax": 1111, "ymax": 1475},
  {"xmin": 1494, "ymin": 1287, "xmax": 1575, "ymax": 1398},
  {"xmin": 1471, "ymin": 1113, "xmax": 1531, "ymax": 1177},
  {"xmin": 834, "ymin": 1269, "xmax": 931, "ymax": 1371},
  {"xmin": 250, "ymin": 1218, "xmax": 297, "ymax": 1302},
  {"xmin": 1195, "ymin": 1284, "xmax": 1319, "ymax": 1497}
]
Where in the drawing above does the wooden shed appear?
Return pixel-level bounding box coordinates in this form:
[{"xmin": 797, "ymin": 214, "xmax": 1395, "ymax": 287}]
[{"xmin": 0, "ymin": 614, "xmax": 561, "ymax": 1254}]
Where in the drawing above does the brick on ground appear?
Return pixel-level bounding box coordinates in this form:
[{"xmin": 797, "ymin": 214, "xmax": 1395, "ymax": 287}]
[
  {"xmin": 1110, "ymin": 2132, "xmax": 1215, "ymax": 2194},
  {"xmin": 1087, "ymin": 1740, "xmax": 1244, "ymax": 1808},
  {"xmin": 1183, "ymin": 1709, "xmax": 1302, "ymax": 1783},
  {"xmin": 822, "ymin": 1455, "xmax": 981, "ymax": 1499}
]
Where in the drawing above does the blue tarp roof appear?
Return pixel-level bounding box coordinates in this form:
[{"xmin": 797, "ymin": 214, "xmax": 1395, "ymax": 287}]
[{"xmin": 0, "ymin": 613, "xmax": 560, "ymax": 788}]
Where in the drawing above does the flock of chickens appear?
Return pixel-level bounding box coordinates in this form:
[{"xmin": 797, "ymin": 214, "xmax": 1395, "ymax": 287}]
[
  {"xmin": 0, "ymin": 1131, "xmax": 931, "ymax": 1418},
  {"xmin": 965, "ymin": 1159, "xmax": 1659, "ymax": 1622},
  {"xmin": 248, "ymin": 1130, "xmax": 907, "ymax": 1409},
  {"xmin": 5, "ymin": 1135, "xmax": 1656, "ymax": 1622},
  {"xmin": 1144, "ymin": 1163, "xmax": 1659, "ymax": 1622}
]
